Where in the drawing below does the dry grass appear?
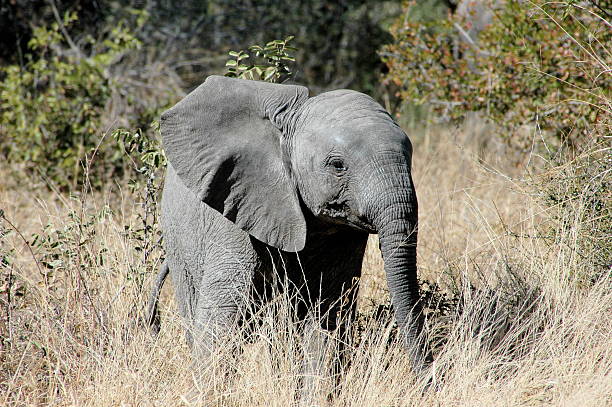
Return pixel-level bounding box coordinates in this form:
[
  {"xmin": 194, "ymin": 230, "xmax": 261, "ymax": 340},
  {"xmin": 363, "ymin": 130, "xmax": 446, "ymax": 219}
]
[{"xmin": 1, "ymin": 123, "xmax": 610, "ymax": 406}]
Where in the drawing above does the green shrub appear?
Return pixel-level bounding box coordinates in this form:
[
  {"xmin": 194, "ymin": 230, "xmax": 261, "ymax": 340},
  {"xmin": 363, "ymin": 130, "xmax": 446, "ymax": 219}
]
[
  {"xmin": 0, "ymin": 12, "xmax": 142, "ymax": 188},
  {"xmin": 382, "ymin": 0, "xmax": 610, "ymax": 150},
  {"xmin": 31, "ymin": 206, "xmax": 113, "ymax": 281},
  {"xmin": 112, "ymin": 122, "xmax": 167, "ymax": 287},
  {"xmin": 383, "ymin": 1, "xmax": 610, "ymax": 281},
  {"xmin": 133, "ymin": 0, "xmax": 397, "ymax": 94}
]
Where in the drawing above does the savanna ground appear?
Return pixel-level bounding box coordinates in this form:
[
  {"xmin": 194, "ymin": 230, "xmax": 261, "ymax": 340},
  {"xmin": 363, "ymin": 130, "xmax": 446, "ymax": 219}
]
[{"xmin": 1, "ymin": 119, "xmax": 610, "ymax": 406}]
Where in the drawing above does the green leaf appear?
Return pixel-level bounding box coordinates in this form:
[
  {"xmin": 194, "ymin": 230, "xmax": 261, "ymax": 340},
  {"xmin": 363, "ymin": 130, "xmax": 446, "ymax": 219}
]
[
  {"xmin": 47, "ymin": 259, "xmax": 64, "ymax": 269},
  {"xmin": 264, "ymin": 67, "xmax": 277, "ymax": 81},
  {"xmin": 225, "ymin": 60, "xmax": 237, "ymax": 67}
]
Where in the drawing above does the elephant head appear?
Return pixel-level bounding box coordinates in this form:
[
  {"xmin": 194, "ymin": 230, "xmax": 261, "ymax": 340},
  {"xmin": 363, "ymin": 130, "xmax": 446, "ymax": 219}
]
[{"xmin": 161, "ymin": 75, "xmax": 431, "ymax": 369}]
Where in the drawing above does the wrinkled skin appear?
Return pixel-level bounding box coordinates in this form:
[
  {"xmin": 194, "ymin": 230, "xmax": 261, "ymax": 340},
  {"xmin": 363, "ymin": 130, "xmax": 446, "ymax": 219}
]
[{"xmin": 151, "ymin": 76, "xmax": 432, "ymax": 380}]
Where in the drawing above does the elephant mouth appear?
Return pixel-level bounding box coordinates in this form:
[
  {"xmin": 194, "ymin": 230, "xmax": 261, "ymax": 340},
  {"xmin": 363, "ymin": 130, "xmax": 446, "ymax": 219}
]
[
  {"xmin": 320, "ymin": 201, "xmax": 376, "ymax": 233},
  {"xmin": 347, "ymin": 216, "xmax": 377, "ymax": 233}
]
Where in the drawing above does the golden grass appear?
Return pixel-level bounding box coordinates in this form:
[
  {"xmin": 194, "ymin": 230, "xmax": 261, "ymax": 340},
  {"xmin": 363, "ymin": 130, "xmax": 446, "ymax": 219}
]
[{"xmin": 1, "ymin": 124, "xmax": 610, "ymax": 406}]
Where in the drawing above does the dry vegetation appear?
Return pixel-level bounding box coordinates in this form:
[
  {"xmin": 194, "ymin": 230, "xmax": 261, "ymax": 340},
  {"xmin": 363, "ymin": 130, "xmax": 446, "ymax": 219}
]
[{"xmin": 1, "ymin": 119, "xmax": 609, "ymax": 406}]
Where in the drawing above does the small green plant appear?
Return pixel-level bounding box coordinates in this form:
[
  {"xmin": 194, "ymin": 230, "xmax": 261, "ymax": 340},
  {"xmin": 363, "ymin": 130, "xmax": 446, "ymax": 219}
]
[
  {"xmin": 113, "ymin": 122, "xmax": 167, "ymax": 182},
  {"xmin": 31, "ymin": 206, "xmax": 113, "ymax": 282},
  {"xmin": 0, "ymin": 11, "xmax": 142, "ymax": 188},
  {"xmin": 225, "ymin": 36, "xmax": 296, "ymax": 83},
  {"xmin": 112, "ymin": 123, "xmax": 167, "ymax": 289}
]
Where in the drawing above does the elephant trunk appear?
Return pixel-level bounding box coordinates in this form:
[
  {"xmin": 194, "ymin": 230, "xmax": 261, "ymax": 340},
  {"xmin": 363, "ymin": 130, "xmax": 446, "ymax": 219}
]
[{"xmin": 373, "ymin": 179, "xmax": 432, "ymax": 372}]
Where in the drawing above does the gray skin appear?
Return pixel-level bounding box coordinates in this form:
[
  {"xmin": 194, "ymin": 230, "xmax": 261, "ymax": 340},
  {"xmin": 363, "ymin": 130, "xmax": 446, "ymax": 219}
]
[{"xmin": 149, "ymin": 75, "xmax": 432, "ymax": 375}]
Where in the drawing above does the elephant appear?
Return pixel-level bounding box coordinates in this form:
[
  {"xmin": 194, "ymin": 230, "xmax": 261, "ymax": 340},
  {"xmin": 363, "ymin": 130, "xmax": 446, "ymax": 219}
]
[{"xmin": 147, "ymin": 75, "xmax": 433, "ymax": 380}]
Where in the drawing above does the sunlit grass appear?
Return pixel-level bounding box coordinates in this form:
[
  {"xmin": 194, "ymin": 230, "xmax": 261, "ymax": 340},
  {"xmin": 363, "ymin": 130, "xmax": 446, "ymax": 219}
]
[{"xmin": 1, "ymin": 124, "xmax": 610, "ymax": 406}]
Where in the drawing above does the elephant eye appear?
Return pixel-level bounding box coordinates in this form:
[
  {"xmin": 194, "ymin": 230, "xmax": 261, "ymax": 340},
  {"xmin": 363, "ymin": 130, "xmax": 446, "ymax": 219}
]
[{"xmin": 328, "ymin": 158, "xmax": 347, "ymax": 174}]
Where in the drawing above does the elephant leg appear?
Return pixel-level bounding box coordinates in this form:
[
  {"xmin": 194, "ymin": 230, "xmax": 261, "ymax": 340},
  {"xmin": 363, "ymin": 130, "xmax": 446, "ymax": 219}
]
[
  {"xmin": 190, "ymin": 242, "xmax": 258, "ymax": 360},
  {"xmin": 300, "ymin": 274, "xmax": 360, "ymax": 404},
  {"xmin": 301, "ymin": 317, "xmax": 331, "ymax": 405},
  {"xmin": 192, "ymin": 283, "xmax": 243, "ymax": 359}
]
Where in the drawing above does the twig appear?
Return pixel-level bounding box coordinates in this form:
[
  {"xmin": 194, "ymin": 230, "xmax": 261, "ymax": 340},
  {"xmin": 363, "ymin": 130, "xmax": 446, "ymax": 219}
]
[
  {"xmin": 453, "ymin": 22, "xmax": 492, "ymax": 57},
  {"xmin": 0, "ymin": 223, "xmax": 14, "ymax": 344},
  {"xmin": 587, "ymin": 1, "xmax": 612, "ymax": 19},
  {"xmin": 47, "ymin": 0, "xmax": 83, "ymax": 58}
]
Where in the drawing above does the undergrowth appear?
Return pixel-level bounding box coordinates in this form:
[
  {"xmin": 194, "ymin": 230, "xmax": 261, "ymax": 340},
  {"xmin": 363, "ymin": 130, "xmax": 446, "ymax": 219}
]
[{"xmin": 1, "ymin": 124, "xmax": 609, "ymax": 405}]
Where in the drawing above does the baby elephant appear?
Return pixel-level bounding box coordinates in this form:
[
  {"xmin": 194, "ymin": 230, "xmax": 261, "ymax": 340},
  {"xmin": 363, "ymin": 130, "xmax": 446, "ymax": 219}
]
[{"xmin": 148, "ymin": 75, "xmax": 432, "ymax": 376}]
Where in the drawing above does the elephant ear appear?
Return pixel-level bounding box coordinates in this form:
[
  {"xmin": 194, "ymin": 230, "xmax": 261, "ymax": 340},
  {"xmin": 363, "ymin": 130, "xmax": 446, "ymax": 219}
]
[{"xmin": 161, "ymin": 75, "xmax": 309, "ymax": 252}]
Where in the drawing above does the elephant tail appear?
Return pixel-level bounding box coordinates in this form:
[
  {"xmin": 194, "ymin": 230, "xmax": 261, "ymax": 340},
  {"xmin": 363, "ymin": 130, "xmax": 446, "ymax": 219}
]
[{"xmin": 146, "ymin": 261, "xmax": 170, "ymax": 335}]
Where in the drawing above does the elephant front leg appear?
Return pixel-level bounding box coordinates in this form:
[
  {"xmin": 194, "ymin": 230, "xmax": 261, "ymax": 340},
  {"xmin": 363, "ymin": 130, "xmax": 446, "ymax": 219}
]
[
  {"xmin": 299, "ymin": 278, "xmax": 361, "ymax": 404},
  {"xmin": 192, "ymin": 287, "xmax": 243, "ymax": 360},
  {"xmin": 191, "ymin": 259, "xmax": 256, "ymax": 361},
  {"xmin": 301, "ymin": 317, "xmax": 333, "ymax": 405}
]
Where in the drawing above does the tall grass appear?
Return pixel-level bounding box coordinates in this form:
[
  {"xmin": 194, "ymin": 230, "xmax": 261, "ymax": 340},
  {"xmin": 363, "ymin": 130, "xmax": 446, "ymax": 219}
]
[{"xmin": 1, "ymin": 121, "xmax": 609, "ymax": 405}]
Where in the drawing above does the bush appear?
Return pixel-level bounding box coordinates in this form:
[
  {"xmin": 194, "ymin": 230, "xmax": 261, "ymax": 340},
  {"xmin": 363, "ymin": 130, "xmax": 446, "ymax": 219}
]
[
  {"xmin": 0, "ymin": 11, "xmax": 155, "ymax": 189},
  {"xmin": 113, "ymin": 123, "xmax": 167, "ymax": 285},
  {"xmin": 382, "ymin": 0, "xmax": 611, "ymax": 282},
  {"xmin": 114, "ymin": 0, "xmax": 399, "ymax": 94},
  {"xmin": 382, "ymin": 0, "xmax": 611, "ymax": 150}
]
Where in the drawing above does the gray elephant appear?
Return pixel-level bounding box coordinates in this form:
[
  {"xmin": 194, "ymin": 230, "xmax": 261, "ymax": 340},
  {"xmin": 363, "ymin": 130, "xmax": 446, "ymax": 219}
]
[{"xmin": 147, "ymin": 75, "xmax": 432, "ymax": 376}]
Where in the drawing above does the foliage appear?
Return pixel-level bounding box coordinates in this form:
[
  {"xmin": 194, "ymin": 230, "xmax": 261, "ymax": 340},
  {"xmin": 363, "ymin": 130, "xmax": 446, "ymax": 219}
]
[
  {"xmin": 1, "ymin": 0, "xmax": 412, "ymax": 101},
  {"xmin": 0, "ymin": 11, "xmax": 142, "ymax": 188},
  {"xmin": 225, "ymin": 36, "xmax": 296, "ymax": 82},
  {"xmin": 115, "ymin": 0, "xmax": 398, "ymax": 94},
  {"xmin": 113, "ymin": 123, "xmax": 167, "ymax": 181},
  {"xmin": 0, "ymin": 0, "xmax": 105, "ymax": 65},
  {"xmin": 382, "ymin": 0, "xmax": 611, "ymax": 150},
  {"xmin": 112, "ymin": 123, "xmax": 167, "ymax": 287},
  {"xmin": 31, "ymin": 206, "xmax": 113, "ymax": 280}
]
